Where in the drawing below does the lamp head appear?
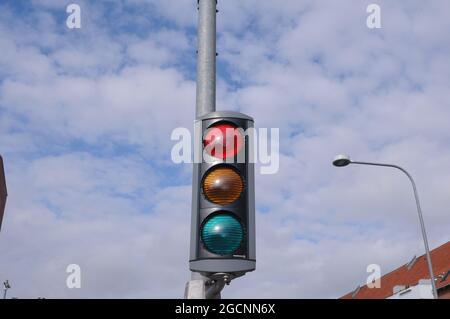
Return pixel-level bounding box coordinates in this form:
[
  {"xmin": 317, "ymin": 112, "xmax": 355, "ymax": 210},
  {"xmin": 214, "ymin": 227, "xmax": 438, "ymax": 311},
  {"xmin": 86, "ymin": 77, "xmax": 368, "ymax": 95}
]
[{"xmin": 333, "ymin": 154, "xmax": 352, "ymax": 167}]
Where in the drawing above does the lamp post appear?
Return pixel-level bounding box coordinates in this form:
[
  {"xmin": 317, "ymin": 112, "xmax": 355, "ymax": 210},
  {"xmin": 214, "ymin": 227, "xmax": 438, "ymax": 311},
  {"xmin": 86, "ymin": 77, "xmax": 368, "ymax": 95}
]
[
  {"xmin": 332, "ymin": 154, "xmax": 438, "ymax": 299},
  {"xmin": 3, "ymin": 280, "xmax": 11, "ymax": 299}
]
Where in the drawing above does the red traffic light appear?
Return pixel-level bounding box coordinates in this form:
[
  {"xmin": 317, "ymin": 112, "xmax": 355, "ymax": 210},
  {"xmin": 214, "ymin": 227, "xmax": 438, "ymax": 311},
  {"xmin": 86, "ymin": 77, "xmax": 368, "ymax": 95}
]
[{"xmin": 203, "ymin": 123, "xmax": 244, "ymax": 159}]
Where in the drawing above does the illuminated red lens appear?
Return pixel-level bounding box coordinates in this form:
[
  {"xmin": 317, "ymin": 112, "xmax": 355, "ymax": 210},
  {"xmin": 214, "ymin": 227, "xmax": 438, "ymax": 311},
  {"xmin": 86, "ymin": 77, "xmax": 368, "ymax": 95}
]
[{"xmin": 203, "ymin": 123, "xmax": 244, "ymax": 159}]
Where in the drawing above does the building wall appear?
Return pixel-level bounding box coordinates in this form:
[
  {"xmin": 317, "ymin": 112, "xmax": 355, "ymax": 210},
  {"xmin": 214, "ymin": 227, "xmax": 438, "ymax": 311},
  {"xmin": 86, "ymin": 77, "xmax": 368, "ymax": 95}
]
[
  {"xmin": 388, "ymin": 282, "xmax": 434, "ymax": 299},
  {"xmin": 439, "ymin": 287, "xmax": 450, "ymax": 299}
]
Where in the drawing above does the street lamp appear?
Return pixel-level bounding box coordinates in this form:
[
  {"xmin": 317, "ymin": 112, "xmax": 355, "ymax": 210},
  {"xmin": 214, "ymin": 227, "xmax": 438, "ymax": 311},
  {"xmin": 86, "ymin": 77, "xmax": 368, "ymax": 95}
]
[
  {"xmin": 3, "ymin": 280, "xmax": 11, "ymax": 299},
  {"xmin": 332, "ymin": 154, "xmax": 438, "ymax": 299}
]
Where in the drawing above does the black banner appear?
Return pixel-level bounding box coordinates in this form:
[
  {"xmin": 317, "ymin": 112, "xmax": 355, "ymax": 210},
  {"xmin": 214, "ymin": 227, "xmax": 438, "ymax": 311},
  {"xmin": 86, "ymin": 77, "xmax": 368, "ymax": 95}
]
[{"xmin": 0, "ymin": 299, "xmax": 445, "ymax": 318}]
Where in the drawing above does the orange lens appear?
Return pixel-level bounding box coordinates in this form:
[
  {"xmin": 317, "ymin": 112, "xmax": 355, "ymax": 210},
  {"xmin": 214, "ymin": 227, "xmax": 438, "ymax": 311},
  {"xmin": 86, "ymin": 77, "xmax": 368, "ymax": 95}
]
[{"xmin": 203, "ymin": 167, "xmax": 244, "ymax": 205}]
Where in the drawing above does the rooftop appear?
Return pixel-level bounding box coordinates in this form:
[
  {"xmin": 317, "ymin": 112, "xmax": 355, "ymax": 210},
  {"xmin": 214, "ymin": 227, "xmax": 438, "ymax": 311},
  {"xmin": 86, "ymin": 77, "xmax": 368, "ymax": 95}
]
[{"xmin": 341, "ymin": 240, "xmax": 450, "ymax": 299}]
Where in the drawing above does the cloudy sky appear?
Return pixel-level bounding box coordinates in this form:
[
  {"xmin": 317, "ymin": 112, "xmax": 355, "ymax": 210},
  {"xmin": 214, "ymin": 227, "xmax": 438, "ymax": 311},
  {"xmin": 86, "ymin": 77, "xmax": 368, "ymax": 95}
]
[{"xmin": 0, "ymin": 0, "xmax": 449, "ymax": 298}]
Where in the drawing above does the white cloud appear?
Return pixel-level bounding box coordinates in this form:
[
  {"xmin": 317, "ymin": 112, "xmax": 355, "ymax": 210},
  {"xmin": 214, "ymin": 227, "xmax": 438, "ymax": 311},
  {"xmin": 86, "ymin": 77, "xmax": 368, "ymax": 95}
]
[
  {"xmin": 0, "ymin": 152, "xmax": 192, "ymax": 298},
  {"xmin": 0, "ymin": 0, "xmax": 449, "ymax": 299}
]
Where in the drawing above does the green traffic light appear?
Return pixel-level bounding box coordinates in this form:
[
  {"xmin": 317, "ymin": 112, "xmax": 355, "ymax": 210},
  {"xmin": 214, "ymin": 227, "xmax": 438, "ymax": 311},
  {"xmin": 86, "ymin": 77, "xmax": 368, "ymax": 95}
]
[{"xmin": 201, "ymin": 213, "xmax": 244, "ymax": 255}]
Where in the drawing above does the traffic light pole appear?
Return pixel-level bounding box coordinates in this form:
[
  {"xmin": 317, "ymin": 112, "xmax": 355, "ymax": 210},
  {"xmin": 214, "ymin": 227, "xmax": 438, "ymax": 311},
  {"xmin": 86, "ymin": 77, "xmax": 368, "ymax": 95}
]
[
  {"xmin": 185, "ymin": 0, "xmax": 223, "ymax": 299},
  {"xmin": 196, "ymin": 0, "xmax": 216, "ymax": 117}
]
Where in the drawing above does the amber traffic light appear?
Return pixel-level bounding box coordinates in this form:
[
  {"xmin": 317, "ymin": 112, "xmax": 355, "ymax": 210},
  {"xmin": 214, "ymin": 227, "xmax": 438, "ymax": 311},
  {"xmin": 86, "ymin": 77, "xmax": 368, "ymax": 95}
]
[{"xmin": 202, "ymin": 166, "xmax": 244, "ymax": 205}]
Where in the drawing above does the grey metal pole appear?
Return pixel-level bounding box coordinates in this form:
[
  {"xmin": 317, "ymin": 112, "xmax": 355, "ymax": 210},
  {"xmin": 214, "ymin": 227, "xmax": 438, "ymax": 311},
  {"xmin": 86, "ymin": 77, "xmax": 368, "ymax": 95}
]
[
  {"xmin": 185, "ymin": 0, "xmax": 220, "ymax": 299},
  {"xmin": 350, "ymin": 161, "xmax": 439, "ymax": 299},
  {"xmin": 196, "ymin": 0, "xmax": 217, "ymax": 117},
  {"xmin": 3, "ymin": 280, "xmax": 10, "ymax": 299}
]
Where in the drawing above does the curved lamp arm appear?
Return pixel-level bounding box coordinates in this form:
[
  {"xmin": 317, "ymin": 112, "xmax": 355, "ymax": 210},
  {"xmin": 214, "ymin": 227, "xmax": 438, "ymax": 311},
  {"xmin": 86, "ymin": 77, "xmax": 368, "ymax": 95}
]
[{"xmin": 349, "ymin": 160, "xmax": 438, "ymax": 299}]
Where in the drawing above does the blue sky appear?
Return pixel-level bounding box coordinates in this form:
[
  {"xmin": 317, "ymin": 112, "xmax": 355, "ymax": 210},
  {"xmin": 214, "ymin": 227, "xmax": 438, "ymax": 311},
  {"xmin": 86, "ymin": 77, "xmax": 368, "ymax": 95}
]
[{"xmin": 0, "ymin": 0, "xmax": 449, "ymax": 298}]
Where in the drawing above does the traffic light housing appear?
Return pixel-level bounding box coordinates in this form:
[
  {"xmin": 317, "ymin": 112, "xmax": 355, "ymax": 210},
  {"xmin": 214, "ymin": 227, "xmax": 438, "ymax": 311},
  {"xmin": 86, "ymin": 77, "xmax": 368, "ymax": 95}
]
[{"xmin": 190, "ymin": 111, "xmax": 256, "ymax": 278}]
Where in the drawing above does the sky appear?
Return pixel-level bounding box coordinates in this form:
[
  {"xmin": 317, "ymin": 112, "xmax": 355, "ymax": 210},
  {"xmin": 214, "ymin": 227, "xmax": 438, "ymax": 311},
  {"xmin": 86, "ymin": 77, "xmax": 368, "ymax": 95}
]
[{"xmin": 0, "ymin": 0, "xmax": 449, "ymax": 298}]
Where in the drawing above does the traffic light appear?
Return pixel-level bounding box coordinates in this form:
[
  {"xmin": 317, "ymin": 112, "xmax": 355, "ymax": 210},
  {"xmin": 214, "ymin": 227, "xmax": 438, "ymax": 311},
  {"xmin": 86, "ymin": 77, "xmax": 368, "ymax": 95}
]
[{"xmin": 190, "ymin": 111, "xmax": 255, "ymax": 278}]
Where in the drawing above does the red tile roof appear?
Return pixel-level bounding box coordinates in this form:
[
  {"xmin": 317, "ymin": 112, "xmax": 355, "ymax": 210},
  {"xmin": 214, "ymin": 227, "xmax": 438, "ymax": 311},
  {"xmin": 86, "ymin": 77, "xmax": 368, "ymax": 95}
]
[{"xmin": 341, "ymin": 241, "xmax": 450, "ymax": 299}]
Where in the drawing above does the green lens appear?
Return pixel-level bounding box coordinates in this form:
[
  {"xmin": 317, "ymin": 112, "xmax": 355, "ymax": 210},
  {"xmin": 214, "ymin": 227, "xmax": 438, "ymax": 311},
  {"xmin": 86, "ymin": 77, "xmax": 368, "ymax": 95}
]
[{"xmin": 201, "ymin": 213, "xmax": 244, "ymax": 255}]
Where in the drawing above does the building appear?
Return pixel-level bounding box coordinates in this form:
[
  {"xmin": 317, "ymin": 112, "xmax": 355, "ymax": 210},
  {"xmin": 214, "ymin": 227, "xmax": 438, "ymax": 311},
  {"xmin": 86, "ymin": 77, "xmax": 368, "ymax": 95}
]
[
  {"xmin": 341, "ymin": 241, "xmax": 450, "ymax": 299},
  {"xmin": 0, "ymin": 155, "xmax": 7, "ymax": 231}
]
